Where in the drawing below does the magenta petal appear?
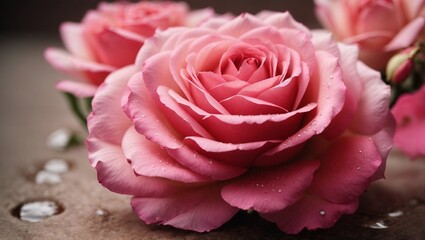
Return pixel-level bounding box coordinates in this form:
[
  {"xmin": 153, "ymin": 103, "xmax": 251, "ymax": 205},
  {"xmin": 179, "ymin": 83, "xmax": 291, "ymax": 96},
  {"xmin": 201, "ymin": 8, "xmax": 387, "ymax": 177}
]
[
  {"xmin": 131, "ymin": 185, "xmax": 238, "ymax": 232},
  {"xmin": 122, "ymin": 128, "xmax": 210, "ymax": 183},
  {"xmin": 87, "ymin": 137, "xmax": 177, "ymax": 197},
  {"xmin": 261, "ymin": 195, "xmax": 358, "ymax": 234},
  {"xmin": 222, "ymin": 159, "xmax": 319, "ymax": 213},
  {"xmin": 392, "ymin": 86, "xmax": 425, "ymax": 159},
  {"xmin": 308, "ymin": 136, "xmax": 383, "ymax": 204}
]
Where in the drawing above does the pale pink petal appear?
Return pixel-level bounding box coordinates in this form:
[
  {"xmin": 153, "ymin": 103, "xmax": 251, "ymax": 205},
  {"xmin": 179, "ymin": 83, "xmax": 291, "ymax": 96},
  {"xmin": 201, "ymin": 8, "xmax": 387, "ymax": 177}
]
[
  {"xmin": 122, "ymin": 127, "xmax": 210, "ymax": 183},
  {"xmin": 392, "ymin": 86, "xmax": 425, "ymax": 159},
  {"xmin": 87, "ymin": 137, "xmax": 178, "ymax": 197},
  {"xmin": 218, "ymin": 13, "xmax": 263, "ymax": 38},
  {"xmin": 221, "ymin": 159, "xmax": 319, "ymax": 213},
  {"xmin": 60, "ymin": 22, "xmax": 94, "ymax": 60},
  {"xmin": 56, "ymin": 80, "xmax": 97, "ymax": 97},
  {"xmin": 131, "ymin": 185, "xmax": 238, "ymax": 232},
  {"xmin": 350, "ymin": 62, "xmax": 391, "ymax": 135},
  {"xmin": 308, "ymin": 136, "xmax": 383, "ymax": 204},
  {"xmin": 385, "ymin": 17, "xmax": 425, "ymax": 51},
  {"xmin": 88, "ymin": 65, "xmax": 135, "ymax": 145},
  {"xmin": 185, "ymin": 8, "xmax": 215, "ymax": 27},
  {"xmin": 257, "ymin": 11, "xmax": 312, "ymax": 36},
  {"xmin": 44, "ymin": 48, "xmax": 115, "ymax": 86},
  {"xmin": 262, "ymin": 195, "xmax": 358, "ymax": 234}
]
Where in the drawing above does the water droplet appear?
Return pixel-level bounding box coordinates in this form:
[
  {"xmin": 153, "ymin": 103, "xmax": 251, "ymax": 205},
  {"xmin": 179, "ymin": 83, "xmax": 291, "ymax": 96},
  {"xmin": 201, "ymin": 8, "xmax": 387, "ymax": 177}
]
[
  {"xmin": 319, "ymin": 209, "xmax": 326, "ymax": 216},
  {"xmin": 260, "ymin": 184, "xmax": 264, "ymax": 188},
  {"xmin": 359, "ymin": 150, "xmax": 363, "ymax": 153},
  {"xmin": 326, "ymin": 95, "xmax": 330, "ymax": 99},
  {"xmin": 366, "ymin": 220, "xmax": 388, "ymax": 229},
  {"xmin": 388, "ymin": 210, "xmax": 403, "ymax": 218},
  {"xmin": 44, "ymin": 159, "xmax": 69, "ymax": 174},
  {"xmin": 95, "ymin": 209, "xmax": 107, "ymax": 216},
  {"xmin": 368, "ymin": 137, "xmax": 372, "ymax": 141},
  {"xmin": 35, "ymin": 171, "xmax": 61, "ymax": 184},
  {"xmin": 327, "ymin": 82, "xmax": 331, "ymax": 87},
  {"xmin": 46, "ymin": 128, "xmax": 78, "ymax": 151},
  {"xmin": 142, "ymin": 114, "xmax": 146, "ymax": 118},
  {"xmin": 256, "ymin": 183, "xmax": 260, "ymax": 187},
  {"xmin": 330, "ymin": 75, "xmax": 334, "ymax": 79},
  {"xmin": 356, "ymin": 166, "xmax": 361, "ymax": 170},
  {"xmin": 14, "ymin": 201, "xmax": 63, "ymax": 222},
  {"xmin": 208, "ymin": 160, "xmax": 213, "ymax": 165},
  {"xmin": 278, "ymin": 189, "xmax": 282, "ymax": 193}
]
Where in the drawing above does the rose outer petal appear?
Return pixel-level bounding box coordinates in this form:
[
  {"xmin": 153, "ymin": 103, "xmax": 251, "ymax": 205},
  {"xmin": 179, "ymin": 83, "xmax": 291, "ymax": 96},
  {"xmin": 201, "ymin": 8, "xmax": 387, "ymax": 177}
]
[
  {"xmin": 261, "ymin": 194, "xmax": 358, "ymax": 234},
  {"xmin": 131, "ymin": 185, "xmax": 238, "ymax": 232},
  {"xmin": 122, "ymin": 127, "xmax": 211, "ymax": 183},
  {"xmin": 56, "ymin": 80, "xmax": 97, "ymax": 98},
  {"xmin": 221, "ymin": 159, "xmax": 319, "ymax": 213}
]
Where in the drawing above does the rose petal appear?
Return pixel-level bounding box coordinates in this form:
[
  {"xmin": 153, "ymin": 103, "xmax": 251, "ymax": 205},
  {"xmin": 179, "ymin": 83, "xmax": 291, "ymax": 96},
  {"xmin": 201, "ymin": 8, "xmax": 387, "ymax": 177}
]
[
  {"xmin": 44, "ymin": 48, "xmax": 115, "ymax": 86},
  {"xmin": 261, "ymin": 194, "xmax": 358, "ymax": 234},
  {"xmin": 60, "ymin": 22, "xmax": 94, "ymax": 60},
  {"xmin": 184, "ymin": 136, "xmax": 279, "ymax": 167},
  {"xmin": 350, "ymin": 62, "xmax": 391, "ymax": 135},
  {"xmin": 221, "ymin": 159, "xmax": 319, "ymax": 213},
  {"xmin": 308, "ymin": 136, "xmax": 383, "ymax": 204},
  {"xmin": 87, "ymin": 136, "xmax": 177, "ymax": 197},
  {"xmin": 56, "ymin": 80, "xmax": 97, "ymax": 98},
  {"xmin": 131, "ymin": 185, "xmax": 238, "ymax": 232},
  {"xmin": 88, "ymin": 65, "xmax": 135, "ymax": 145},
  {"xmin": 122, "ymin": 127, "xmax": 210, "ymax": 183},
  {"xmin": 385, "ymin": 17, "xmax": 425, "ymax": 51}
]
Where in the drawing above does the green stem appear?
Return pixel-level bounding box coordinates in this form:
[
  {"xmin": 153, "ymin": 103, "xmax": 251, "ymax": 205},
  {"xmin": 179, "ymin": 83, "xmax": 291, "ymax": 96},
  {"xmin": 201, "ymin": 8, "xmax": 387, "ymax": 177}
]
[{"xmin": 64, "ymin": 93, "xmax": 88, "ymax": 129}]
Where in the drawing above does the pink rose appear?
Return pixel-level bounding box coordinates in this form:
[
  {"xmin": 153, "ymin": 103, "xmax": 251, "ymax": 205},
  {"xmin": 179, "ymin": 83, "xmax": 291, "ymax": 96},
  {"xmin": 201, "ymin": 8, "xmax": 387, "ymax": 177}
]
[
  {"xmin": 315, "ymin": 0, "xmax": 425, "ymax": 70},
  {"xmin": 87, "ymin": 12, "xmax": 394, "ymax": 233},
  {"xmin": 45, "ymin": 1, "xmax": 213, "ymax": 97},
  {"xmin": 392, "ymin": 85, "xmax": 425, "ymax": 159}
]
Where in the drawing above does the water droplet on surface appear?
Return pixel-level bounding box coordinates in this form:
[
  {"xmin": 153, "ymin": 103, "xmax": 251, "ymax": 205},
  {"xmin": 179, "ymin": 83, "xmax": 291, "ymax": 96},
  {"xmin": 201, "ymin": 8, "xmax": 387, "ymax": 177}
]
[
  {"xmin": 388, "ymin": 210, "xmax": 404, "ymax": 218},
  {"xmin": 208, "ymin": 160, "xmax": 213, "ymax": 165},
  {"xmin": 330, "ymin": 75, "xmax": 334, "ymax": 79},
  {"xmin": 356, "ymin": 166, "xmax": 361, "ymax": 170},
  {"xmin": 44, "ymin": 159, "xmax": 69, "ymax": 174},
  {"xmin": 366, "ymin": 220, "xmax": 388, "ymax": 229},
  {"xmin": 326, "ymin": 95, "xmax": 330, "ymax": 99},
  {"xmin": 46, "ymin": 128, "xmax": 78, "ymax": 151},
  {"xmin": 278, "ymin": 189, "xmax": 282, "ymax": 193},
  {"xmin": 95, "ymin": 209, "xmax": 108, "ymax": 217},
  {"xmin": 15, "ymin": 201, "xmax": 62, "ymax": 222},
  {"xmin": 319, "ymin": 209, "xmax": 326, "ymax": 216},
  {"xmin": 359, "ymin": 150, "xmax": 363, "ymax": 153},
  {"xmin": 142, "ymin": 114, "xmax": 146, "ymax": 118},
  {"xmin": 35, "ymin": 171, "xmax": 61, "ymax": 184}
]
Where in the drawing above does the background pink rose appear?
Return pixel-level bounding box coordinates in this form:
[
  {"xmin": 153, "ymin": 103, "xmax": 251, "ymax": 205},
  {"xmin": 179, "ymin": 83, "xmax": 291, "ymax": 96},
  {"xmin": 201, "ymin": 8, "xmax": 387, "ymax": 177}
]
[
  {"xmin": 87, "ymin": 12, "xmax": 394, "ymax": 233},
  {"xmin": 315, "ymin": 0, "xmax": 425, "ymax": 70},
  {"xmin": 45, "ymin": 1, "xmax": 213, "ymax": 97},
  {"xmin": 391, "ymin": 85, "xmax": 425, "ymax": 159}
]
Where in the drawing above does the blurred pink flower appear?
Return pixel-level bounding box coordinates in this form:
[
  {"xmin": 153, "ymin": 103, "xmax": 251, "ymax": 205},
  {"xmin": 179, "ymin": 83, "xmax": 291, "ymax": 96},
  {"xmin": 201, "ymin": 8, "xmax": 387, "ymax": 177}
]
[
  {"xmin": 315, "ymin": 0, "xmax": 425, "ymax": 70},
  {"xmin": 87, "ymin": 12, "xmax": 394, "ymax": 233},
  {"xmin": 45, "ymin": 1, "xmax": 213, "ymax": 97},
  {"xmin": 392, "ymin": 85, "xmax": 425, "ymax": 159}
]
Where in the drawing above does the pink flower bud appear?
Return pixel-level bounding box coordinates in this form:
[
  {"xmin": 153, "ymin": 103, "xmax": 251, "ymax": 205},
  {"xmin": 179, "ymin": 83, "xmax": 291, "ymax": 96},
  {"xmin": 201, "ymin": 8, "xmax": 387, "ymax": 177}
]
[{"xmin": 386, "ymin": 46, "xmax": 418, "ymax": 84}]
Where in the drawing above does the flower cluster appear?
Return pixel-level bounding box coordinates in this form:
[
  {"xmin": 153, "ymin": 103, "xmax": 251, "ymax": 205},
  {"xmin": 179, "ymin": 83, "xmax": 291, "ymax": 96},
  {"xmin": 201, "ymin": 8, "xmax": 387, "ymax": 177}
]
[{"xmin": 46, "ymin": 0, "xmax": 424, "ymax": 235}]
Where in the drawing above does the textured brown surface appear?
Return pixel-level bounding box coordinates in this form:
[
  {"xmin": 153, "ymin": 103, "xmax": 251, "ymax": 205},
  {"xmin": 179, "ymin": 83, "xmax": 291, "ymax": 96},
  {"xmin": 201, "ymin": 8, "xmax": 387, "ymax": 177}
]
[{"xmin": 1, "ymin": 36, "xmax": 425, "ymax": 240}]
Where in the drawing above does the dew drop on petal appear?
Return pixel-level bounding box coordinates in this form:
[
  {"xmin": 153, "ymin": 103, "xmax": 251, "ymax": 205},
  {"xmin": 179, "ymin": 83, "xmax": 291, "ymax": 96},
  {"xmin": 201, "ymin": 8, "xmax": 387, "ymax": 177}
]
[
  {"xmin": 278, "ymin": 189, "xmax": 282, "ymax": 193},
  {"xmin": 319, "ymin": 209, "xmax": 326, "ymax": 216}
]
